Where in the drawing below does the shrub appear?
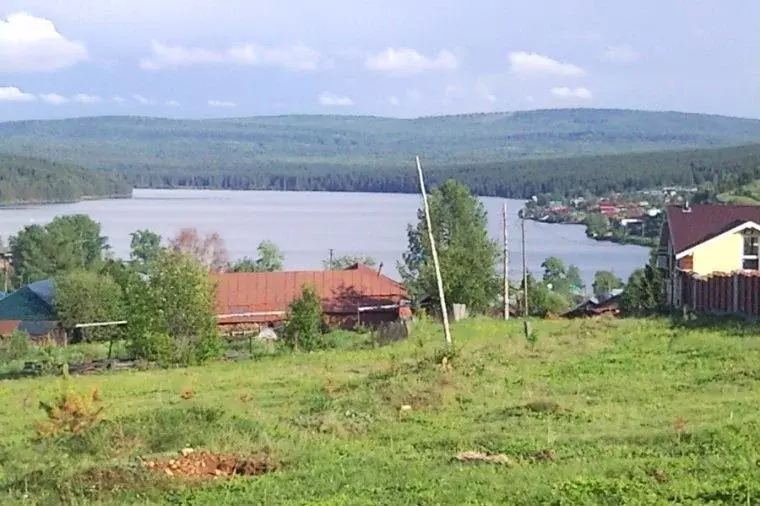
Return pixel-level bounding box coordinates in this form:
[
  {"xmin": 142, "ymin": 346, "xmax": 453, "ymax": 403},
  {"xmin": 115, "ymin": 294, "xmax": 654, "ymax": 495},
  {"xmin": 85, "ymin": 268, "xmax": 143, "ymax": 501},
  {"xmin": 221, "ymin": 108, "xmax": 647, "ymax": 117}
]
[
  {"xmin": 282, "ymin": 285, "xmax": 323, "ymax": 351},
  {"xmin": 0, "ymin": 329, "xmax": 30, "ymax": 363},
  {"xmin": 36, "ymin": 390, "xmax": 104, "ymax": 438}
]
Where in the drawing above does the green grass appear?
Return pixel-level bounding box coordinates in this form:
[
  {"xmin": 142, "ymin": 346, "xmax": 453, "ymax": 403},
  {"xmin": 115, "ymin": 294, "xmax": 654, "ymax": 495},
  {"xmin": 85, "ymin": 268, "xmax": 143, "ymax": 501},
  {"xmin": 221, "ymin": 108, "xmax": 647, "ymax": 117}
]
[
  {"xmin": 718, "ymin": 180, "xmax": 760, "ymax": 205},
  {"xmin": 2, "ymin": 317, "xmax": 760, "ymax": 505}
]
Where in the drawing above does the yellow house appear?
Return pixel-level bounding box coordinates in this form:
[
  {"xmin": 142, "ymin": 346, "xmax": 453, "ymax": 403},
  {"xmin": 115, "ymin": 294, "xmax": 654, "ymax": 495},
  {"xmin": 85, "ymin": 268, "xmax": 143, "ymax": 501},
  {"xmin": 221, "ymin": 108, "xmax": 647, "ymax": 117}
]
[{"xmin": 657, "ymin": 203, "xmax": 760, "ymax": 308}]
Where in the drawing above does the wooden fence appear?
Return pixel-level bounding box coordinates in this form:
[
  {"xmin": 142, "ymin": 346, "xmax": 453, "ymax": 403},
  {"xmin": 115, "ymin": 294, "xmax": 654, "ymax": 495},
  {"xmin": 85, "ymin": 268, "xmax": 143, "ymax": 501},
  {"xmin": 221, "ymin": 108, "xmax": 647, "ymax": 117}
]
[{"xmin": 682, "ymin": 272, "xmax": 760, "ymax": 317}]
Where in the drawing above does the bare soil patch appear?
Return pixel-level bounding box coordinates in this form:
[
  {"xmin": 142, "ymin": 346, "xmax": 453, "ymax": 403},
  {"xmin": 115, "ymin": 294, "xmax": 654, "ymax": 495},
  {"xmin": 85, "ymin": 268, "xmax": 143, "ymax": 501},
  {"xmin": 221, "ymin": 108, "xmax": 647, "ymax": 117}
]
[{"xmin": 144, "ymin": 449, "xmax": 277, "ymax": 481}]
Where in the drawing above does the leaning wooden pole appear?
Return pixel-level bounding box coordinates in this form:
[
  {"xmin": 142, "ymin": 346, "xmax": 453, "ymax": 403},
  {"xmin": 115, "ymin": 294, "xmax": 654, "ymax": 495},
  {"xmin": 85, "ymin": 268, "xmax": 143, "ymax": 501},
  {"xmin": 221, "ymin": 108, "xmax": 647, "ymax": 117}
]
[
  {"xmin": 521, "ymin": 210, "xmax": 529, "ymax": 318},
  {"xmin": 416, "ymin": 156, "xmax": 452, "ymax": 346},
  {"xmin": 503, "ymin": 202, "xmax": 509, "ymax": 320}
]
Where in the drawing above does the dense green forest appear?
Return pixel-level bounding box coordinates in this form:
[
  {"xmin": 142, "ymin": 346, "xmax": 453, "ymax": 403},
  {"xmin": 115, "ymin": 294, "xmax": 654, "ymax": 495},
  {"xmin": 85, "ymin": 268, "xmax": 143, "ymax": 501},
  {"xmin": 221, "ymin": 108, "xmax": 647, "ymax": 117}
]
[
  {"xmin": 124, "ymin": 142, "xmax": 760, "ymax": 199},
  {"xmin": 1, "ymin": 109, "xmax": 759, "ymax": 198},
  {"xmin": 0, "ymin": 154, "xmax": 132, "ymax": 204}
]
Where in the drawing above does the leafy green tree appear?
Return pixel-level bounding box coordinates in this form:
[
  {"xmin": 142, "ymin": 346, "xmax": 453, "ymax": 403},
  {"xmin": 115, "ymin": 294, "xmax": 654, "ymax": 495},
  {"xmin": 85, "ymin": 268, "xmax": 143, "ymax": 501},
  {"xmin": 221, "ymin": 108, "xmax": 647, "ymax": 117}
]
[
  {"xmin": 620, "ymin": 250, "xmax": 664, "ymax": 315},
  {"xmin": 592, "ymin": 270, "xmax": 624, "ymax": 299},
  {"xmin": 130, "ymin": 229, "xmax": 162, "ymax": 271},
  {"xmin": 323, "ymin": 254, "xmax": 377, "ymax": 270},
  {"xmin": 566, "ymin": 265, "xmax": 584, "ymax": 295},
  {"xmin": 53, "ymin": 270, "xmax": 125, "ymax": 343},
  {"xmin": 517, "ymin": 273, "xmax": 571, "ymax": 316},
  {"xmin": 229, "ymin": 240, "xmax": 284, "ymax": 272},
  {"xmin": 541, "ymin": 257, "xmax": 583, "ymax": 298},
  {"xmin": 400, "ymin": 179, "xmax": 499, "ymax": 313},
  {"xmin": 282, "ymin": 285, "xmax": 323, "ymax": 351},
  {"xmin": 123, "ymin": 250, "xmax": 221, "ymax": 365},
  {"xmin": 584, "ymin": 213, "xmax": 610, "ymax": 238},
  {"xmin": 10, "ymin": 215, "xmax": 108, "ymax": 283}
]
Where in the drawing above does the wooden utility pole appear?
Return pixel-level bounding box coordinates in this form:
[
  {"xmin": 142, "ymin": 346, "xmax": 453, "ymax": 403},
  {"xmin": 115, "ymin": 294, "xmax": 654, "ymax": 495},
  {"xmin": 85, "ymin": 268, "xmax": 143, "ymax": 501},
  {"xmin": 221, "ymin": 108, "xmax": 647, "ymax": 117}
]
[
  {"xmin": 328, "ymin": 248, "xmax": 334, "ymax": 269},
  {"xmin": 521, "ymin": 209, "xmax": 528, "ymax": 318},
  {"xmin": 416, "ymin": 156, "xmax": 452, "ymax": 346},
  {"xmin": 503, "ymin": 202, "xmax": 509, "ymax": 320}
]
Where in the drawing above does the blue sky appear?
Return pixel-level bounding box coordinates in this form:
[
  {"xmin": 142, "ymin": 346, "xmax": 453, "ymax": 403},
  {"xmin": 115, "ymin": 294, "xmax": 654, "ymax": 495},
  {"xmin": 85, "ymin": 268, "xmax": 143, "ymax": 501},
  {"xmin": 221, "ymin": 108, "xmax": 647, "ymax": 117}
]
[{"xmin": 1, "ymin": 0, "xmax": 758, "ymax": 120}]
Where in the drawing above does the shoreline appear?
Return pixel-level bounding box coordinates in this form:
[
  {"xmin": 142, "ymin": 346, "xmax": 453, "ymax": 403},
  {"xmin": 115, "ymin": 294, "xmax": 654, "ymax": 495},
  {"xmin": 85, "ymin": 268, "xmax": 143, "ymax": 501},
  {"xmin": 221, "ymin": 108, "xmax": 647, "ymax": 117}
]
[
  {"xmin": 0, "ymin": 192, "xmax": 133, "ymax": 209},
  {"xmin": 526, "ymin": 217, "xmax": 655, "ymax": 249}
]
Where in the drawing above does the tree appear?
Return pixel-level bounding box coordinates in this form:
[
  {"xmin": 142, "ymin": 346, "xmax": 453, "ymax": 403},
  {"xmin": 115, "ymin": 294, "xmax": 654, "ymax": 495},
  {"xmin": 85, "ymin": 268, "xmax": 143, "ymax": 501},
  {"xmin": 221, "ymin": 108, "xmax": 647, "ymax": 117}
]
[
  {"xmin": 282, "ymin": 285, "xmax": 323, "ymax": 351},
  {"xmin": 122, "ymin": 250, "xmax": 221, "ymax": 365},
  {"xmin": 541, "ymin": 257, "xmax": 567, "ymax": 290},
  {"xmin": 541, "ymin": 256, "xmax": 583, "ymax": 298},
  {"xmin": 517, "ymin": 273, "xmax": 571, "ymax": 316},
  {"xmin": 130, "ymin": 229, "xmax": 162, "ymax": 271},
  {"xmin": 323, "ymin": 254, "xmax": 377, "ymax": 270},
  {"xmin": 619, "ymin": 250, "xmax": 664, "ymax": 315},
  {"xmin": 10, "ymin": 215, "xmax": 109, "ymax": 283},
  {"xmin": 53, "ymin": 270, "xmax": 125, "ymax": 343},
  {"xmin": 584, "ymin": 213, "xmax": 610, "ymax": 238},
  {"xmin": 592, "ymin": 270, "xmax": 624, "ymax": 299},
  {"xmin": 229, "ymin": 240, "xmax": 284, "ymax": 272},
  {"xmin": 399, "ymin": 179, "xmax": 499, "ymax": 313},
  {"xmin": 168, "ymin": 228, "xmax": 228, "ymax": 272}
]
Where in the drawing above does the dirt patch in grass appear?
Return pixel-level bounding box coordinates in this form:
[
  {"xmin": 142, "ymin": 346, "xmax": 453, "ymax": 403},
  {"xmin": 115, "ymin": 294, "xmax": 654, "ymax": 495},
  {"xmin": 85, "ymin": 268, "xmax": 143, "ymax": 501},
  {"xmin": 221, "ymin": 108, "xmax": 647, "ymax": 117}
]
[
  {"xmin": 455, "ymin": 448, "xmax": 558, "ymax": 466},
  {"xmin": 144, "ymin": 449, "xmax": 278, "ymax": 481},
  {"xmin": 455, "ymin": 451, "xmax": 516, "ymax": 465}
]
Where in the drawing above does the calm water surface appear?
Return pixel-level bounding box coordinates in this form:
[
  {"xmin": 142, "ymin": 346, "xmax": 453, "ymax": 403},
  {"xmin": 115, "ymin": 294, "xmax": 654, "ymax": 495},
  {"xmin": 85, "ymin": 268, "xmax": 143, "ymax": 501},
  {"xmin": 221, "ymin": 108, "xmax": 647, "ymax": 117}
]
[{"xmin": 0, "ymin": 190, "xmax": 648, "ymax": 287}]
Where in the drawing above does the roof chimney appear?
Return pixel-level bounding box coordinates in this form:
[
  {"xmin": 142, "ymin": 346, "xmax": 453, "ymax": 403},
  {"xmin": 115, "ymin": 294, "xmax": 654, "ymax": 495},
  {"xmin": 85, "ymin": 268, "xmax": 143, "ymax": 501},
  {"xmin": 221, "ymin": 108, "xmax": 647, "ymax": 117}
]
[
  {"xmin": 683, "ymin": 200, "xmax": 691, "ymax": 213},
  {"xmin": 377, "ymin": 262, "xmax": 384, "ymax": 276}
]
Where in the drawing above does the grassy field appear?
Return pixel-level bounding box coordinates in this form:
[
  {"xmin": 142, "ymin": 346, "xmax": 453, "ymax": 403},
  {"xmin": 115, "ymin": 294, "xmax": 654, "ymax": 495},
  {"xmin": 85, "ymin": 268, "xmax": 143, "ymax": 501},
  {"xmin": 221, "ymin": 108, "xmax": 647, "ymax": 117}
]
[{"xmin": 2, "ymin": 317, "xmax": 760, "ymax": 505}]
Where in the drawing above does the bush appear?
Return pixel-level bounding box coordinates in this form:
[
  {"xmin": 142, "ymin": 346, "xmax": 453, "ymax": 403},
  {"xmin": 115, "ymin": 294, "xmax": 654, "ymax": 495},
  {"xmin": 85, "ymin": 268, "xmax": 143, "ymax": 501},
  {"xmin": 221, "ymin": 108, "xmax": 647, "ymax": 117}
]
[
  {"xmin": 122, "ymin": 250, "xmax": 222, "ymax": 365},
  {"xmin": 0, "ymin": 329, "xmax": 30, "ymax": 363},
  {"xmin": 282, "ymin": 285, "xmax": 323, "ymax": 351}
]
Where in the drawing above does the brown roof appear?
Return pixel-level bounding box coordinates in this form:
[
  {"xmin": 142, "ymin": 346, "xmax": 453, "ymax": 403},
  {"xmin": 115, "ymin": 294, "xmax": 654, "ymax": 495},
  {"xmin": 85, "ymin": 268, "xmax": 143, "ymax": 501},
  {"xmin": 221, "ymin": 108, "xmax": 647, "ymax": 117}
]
[
  {"xmin": 666, "ymin": 204, "xmax": 760, "ymax": 254},
  {"xmin": 211, "ymin": 264, "xmax": 408, "ymax": 324},
  {"xmin": 0, "ymin": 320, "xmax": 20, "ymax": 336}
]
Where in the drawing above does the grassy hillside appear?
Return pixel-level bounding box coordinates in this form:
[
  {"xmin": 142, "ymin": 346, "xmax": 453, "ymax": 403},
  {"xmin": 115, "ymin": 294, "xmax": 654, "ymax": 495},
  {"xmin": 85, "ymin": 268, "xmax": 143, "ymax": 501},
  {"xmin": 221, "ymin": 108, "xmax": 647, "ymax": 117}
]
[
  {"xmin": 0, "ymin": 109, "xmax": 759, "ymax": 197},
  {"xmin": 0, "ymin": 153, "xmax": 132, "ymax": 205},
  {"xmin": 2, "ymin": 317, "xmax": 760, "ymax": 504},
  {"xmin": 718, "ymin": 180, "xmax": 760, "ymax": 204}
]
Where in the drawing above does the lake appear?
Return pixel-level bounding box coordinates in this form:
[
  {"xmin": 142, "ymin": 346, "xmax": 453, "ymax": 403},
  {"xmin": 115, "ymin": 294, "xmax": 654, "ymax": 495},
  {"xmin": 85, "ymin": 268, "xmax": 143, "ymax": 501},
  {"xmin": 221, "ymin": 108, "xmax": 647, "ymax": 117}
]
[{"xmin": 0, "ymin": 189, "xmax": 648, "ymax": 287}]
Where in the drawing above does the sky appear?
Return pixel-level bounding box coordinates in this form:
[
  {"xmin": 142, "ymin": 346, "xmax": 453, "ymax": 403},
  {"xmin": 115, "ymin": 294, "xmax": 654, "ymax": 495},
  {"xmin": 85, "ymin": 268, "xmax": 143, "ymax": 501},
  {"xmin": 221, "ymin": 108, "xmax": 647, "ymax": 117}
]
[{"xmin": 0, "ymin": 0, "xmax": 758, "ymax": 121}]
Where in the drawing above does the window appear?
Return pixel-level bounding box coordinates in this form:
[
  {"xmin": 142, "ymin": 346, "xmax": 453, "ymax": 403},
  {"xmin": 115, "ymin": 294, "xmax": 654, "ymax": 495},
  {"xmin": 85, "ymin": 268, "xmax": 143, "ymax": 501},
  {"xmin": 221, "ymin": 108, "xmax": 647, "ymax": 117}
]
[{"xmin": 742, "ymin": 231, "xmax": 759, "ymax": 270}]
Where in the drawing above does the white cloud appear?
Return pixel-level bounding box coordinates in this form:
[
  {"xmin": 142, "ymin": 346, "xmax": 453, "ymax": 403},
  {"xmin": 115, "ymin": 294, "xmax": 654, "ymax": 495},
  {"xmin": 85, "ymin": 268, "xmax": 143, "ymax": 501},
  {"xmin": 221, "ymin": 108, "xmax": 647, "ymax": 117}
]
[
  {"xmin": 0, "ymin": 86, "xmax": 36, "ymax": 102},
  {"xmin": 388, "ymin": 96, "xmax": 400, "ymax": 106},
  {"xmin": 509, "ymin": 51, "xmax": 585, "ymax": 77},
  {"xmin": 39, "ymin": 92, "xmax": 68, "ymax": 104},
  {"xmin": 132, "ymin": 94, "xmax": 155, "ymax": 105},
  {"xmin": 72, "ymin": 93, "xmax": 102, "ymax": 104},
  {"xmin": 112, "ymin": 95, "xmax": 125, "ymax": 103},
  {"xmin": 365, "ymin": 47, "xmax": 458, "ymax": 75},
  {"xmin": 140, "ymin": 41, "xmax": 223, "ymax": 70},
  {"xmin": 0, "ymin": 12, "xmax": 88, "ymax": 72},
  {"xmin": 318, "ymin": 92, "xmax": 354, "ymax": 107},
  {"xmin": 227, "ymin": 43, "xmax": 323, "ymax": 70},
  {"xmin": 603, "ymin": 45, "xmax": 639, "ymax": 64},
  {"xmin": 208, "ymin": 99, "xmax": 237, "ymax": 108},
  {"xmin": 140, "ymin": 40, "xmax": 323, "ymax": 71},
  {"xmin": 164, "ymin": 99, "xmax": 180, "ymax": 107},
  {"xmin": 550, "ymin": 86, "xmax": 593, "ymax": 99}
]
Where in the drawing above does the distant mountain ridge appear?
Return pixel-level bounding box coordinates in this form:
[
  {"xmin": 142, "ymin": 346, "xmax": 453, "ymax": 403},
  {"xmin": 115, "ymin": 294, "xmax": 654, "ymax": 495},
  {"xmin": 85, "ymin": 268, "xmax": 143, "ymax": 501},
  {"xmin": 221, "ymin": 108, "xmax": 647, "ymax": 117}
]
[{"xmin": 0, "ymin": 108, "xmax": 759, "ymax": 198}]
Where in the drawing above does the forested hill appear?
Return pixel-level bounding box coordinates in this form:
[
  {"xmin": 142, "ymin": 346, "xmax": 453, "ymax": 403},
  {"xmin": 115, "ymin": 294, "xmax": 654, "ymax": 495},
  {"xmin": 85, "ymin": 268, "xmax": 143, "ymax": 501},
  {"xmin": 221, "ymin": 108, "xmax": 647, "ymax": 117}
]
[
  {"xmin": 0, "ymin": 108, "xmax": 759, "ymax": 198},
  {"xmin": 0, "ymin": 154, "xmax": 132, "ymax": 205}
]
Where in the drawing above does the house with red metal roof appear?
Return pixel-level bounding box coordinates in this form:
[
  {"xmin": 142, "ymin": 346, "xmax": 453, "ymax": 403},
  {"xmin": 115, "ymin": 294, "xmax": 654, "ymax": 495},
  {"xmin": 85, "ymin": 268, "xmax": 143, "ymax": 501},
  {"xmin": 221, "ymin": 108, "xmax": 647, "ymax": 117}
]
[
  {"xmin": 211, "ymin": 263, "xmax": 410, "ymax": 333},
  {"xmin": 656, "ymin": 203, "xmax": 760, "ymax": 307}
]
